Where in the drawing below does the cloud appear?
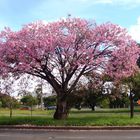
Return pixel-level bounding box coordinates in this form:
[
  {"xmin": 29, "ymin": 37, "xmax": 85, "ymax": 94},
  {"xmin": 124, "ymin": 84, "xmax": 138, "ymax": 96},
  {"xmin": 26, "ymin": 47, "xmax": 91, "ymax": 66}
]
[
  {"xmin": 75, "ymin": 0, "xmax": 140, "ymax": 7},
  {"xmin": 113, "ymin": 0, "xmax": 140, "ymax": 8},
  {"xmin": 129, "ymin": 16, "xmax": 140, "ymax": 42},
  {"xmin": 34, "ymin": 0, "xmax": 140, "ymax": 19},
  {"xmin": 75, "ymin": 0, "xmax": 112, "ymax": 4},
  {"xmin": 96, "ymin": 0, "xmax": 112, "ymax": 4}
]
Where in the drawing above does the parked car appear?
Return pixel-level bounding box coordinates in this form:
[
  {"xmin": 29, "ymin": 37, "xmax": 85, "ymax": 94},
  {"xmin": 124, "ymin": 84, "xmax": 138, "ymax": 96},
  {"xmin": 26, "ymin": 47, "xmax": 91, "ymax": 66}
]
[
  {"xmin": 45, "ymin": 106, "xmax": 56, "ymax": 110},
  {"xmin": 20, "ymin": 106, "xmax": 30, "ymax": 110}
]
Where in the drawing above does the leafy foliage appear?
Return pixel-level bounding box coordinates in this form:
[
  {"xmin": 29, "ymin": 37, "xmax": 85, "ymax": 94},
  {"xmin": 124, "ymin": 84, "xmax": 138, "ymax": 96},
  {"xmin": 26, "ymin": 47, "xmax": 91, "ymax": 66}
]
[
  {"xmin": 20, "ymin": 95, "xmax": 38, "ymax": 107},
  {"xmin": 43, "ymin": 96, "xmax": 56, "ymax": 107}
]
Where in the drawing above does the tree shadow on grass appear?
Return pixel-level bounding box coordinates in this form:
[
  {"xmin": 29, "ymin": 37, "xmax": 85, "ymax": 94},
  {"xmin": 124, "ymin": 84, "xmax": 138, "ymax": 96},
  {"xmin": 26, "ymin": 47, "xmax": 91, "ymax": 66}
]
[{"xmin": 70, "ymin": 109, "xmax": 140, "ymax": 114}]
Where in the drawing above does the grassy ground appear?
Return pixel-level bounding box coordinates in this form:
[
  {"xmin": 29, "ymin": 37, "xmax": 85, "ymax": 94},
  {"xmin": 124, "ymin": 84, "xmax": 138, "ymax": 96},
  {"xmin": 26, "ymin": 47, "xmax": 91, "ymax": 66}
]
[
  {"xmin": 0, "ymin": 108, "xmax": 49, "ymax": 116},
  {"xmin": 0, "ymin": 108, "xmax": 140, "ymax": 126}
]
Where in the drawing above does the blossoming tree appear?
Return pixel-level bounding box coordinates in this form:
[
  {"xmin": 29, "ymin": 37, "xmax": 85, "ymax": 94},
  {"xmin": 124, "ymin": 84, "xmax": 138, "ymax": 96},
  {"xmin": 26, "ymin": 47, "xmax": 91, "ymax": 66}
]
[{"xmin": 0, "ymin": 18, "xmax": 139, "ymax": 119}]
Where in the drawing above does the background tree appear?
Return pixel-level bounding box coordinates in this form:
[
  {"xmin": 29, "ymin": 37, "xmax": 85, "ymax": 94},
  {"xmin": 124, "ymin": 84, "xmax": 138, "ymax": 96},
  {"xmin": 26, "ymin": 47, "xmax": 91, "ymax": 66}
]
[
  {"xmin": 43, "ymin": 95, "xmax": 56, "ymax": 108},
  {"xmin": 0, "ymin": 18, "xmax": 139, "ymax": 119},
  {"xmin": 0, "ymin": 74, "xmax": 20, "ymax": 118},
  {"xmin": 0, "ymin": 93, "xmax": 19, "ymax": 118},
  {"xmin": 67, "ymin": 87, "xmax": 85, "ymax": 110},
  {"xmin": 122, "ymin": 73, "xmax": 140, "ymax": 118},
  {"xmin": 84, "ymin": 89, "xmax": 104, "ymax": 110},
  {"xmin": 109, "ymin": 92, "xmax": 129, "ymax": 109},
  {"xmin": 0, "ymin": 101, "xmax": 2, "ymax": 108},
  {"xmin": 35, "ymin": 83, "xmax": 44, "ymax": 110},
  {"xmin": 83, "ymin": 73, "xmax": 106, "ymax": 111},
  {"xmin": 20, "ymin": 94, "xmax": 38, "ymax": 116}
]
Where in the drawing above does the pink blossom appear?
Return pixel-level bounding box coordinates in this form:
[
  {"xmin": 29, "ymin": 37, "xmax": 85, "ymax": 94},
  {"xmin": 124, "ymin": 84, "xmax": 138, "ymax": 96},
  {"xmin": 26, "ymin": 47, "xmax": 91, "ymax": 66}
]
[{"xmin": 0, "ymin": 17, "xmax": 139, "ymax": 93}]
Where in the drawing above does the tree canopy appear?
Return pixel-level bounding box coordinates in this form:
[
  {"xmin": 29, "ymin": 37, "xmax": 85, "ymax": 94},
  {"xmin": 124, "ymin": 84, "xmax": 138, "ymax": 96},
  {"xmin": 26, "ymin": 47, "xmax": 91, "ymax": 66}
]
[{"xmin": 0, "ymin": 18, "xmax": 139, "ymax": 119}]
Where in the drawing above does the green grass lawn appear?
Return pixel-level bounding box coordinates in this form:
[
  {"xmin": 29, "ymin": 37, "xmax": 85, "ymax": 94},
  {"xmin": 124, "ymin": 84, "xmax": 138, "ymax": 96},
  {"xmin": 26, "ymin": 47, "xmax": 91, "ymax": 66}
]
[
  {"xmin": 0, "ymin": 108, "xmax": 140, "ymax": 126},
  {"xmin": 0, "ymin": 108, "xmax": 50, "ymax": 116}
]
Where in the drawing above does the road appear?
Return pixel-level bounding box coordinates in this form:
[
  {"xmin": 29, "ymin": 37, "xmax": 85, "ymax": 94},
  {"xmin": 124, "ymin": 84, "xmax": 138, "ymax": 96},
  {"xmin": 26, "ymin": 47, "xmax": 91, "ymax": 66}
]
[{"xmin": 0, "ymin": 129, "xmax": 140, "ymax": 140}]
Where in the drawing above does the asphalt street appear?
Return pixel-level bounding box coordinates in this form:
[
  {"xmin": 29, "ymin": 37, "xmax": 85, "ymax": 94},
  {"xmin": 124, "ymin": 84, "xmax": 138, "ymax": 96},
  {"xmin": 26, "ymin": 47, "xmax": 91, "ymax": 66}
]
[{"xmin": 0, "ymin": 129, "xmax": 140, "ymax": 140}]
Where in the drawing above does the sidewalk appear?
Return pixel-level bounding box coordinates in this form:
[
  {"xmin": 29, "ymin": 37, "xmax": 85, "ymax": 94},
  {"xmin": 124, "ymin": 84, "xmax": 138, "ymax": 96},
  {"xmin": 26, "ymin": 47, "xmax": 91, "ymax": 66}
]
[{"xmin": 0, "ymin": 125, "xmax": 140, "ymax": 130}]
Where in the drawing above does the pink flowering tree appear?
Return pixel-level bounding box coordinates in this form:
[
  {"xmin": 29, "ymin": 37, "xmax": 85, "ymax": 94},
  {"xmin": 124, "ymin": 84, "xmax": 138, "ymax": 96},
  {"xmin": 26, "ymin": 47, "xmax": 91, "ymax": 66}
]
[
  {"xmin": 0, "ymin": 18, "xmax": 139, "ymax": 119},
  {"xmin": 105, "ymin": 43, "xmax": 140, "ymax": 118}
]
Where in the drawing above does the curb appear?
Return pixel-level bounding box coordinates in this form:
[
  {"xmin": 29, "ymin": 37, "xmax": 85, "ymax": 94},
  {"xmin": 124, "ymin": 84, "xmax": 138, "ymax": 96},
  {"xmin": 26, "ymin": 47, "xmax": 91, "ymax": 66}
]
[{"xmin": 0, "ymin": 125, "xmax": 140, "ymax": 130}]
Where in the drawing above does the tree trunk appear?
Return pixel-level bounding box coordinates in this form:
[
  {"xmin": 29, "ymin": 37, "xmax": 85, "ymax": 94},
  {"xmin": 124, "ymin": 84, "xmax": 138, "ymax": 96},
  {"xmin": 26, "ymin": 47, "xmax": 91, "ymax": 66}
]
[
  {"xmin": 41, "ymin": 96, "xmax": 44, "ymax": 110},
  {"xmin": 10, "ymin": 105, "xmax": 12, "ymax": 118},
  {"xmin": 130, "ymin": 92, "xmax": 134, "ymax": 118},
  {"xmin": 53, "ymin": 99, "xmax": 69, "ymax": 120},
  {"xmin": 30, "ymin": 105, "xmax": 33, "ymax": 117},
  {"xmin": 89, "ymin": 103, "xmax": 95, "ymax": 111},
  {"xmin": 91, "ymin": 105, "xmax": 95, "ymax": 111}
]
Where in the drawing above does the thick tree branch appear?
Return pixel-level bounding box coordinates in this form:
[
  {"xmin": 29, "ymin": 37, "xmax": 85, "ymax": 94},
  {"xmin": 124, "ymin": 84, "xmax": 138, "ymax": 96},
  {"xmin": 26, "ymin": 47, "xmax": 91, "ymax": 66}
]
[{"xmin": 68, "ymin": 65, "xmax": 87, "ymax": 94}]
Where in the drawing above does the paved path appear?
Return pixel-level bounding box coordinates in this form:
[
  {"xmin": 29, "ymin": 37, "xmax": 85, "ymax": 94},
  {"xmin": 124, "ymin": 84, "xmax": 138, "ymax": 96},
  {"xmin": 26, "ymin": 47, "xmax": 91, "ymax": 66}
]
[{"xmin": 0, "ymin": 129, "xmax": 140, "ymax": 140}]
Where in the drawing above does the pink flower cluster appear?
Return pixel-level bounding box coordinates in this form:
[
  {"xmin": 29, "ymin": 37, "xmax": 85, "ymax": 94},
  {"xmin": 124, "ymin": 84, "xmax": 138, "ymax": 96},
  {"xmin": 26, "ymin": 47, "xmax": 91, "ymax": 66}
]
[{"xmin": 0, "ymin": 18, "xmax": 139, "ymax": 83}]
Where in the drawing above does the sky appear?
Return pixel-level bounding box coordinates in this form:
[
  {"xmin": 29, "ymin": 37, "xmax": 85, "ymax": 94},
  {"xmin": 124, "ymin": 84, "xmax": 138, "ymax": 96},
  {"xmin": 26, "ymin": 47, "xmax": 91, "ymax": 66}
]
[
  {"xmin": 0, "ymin": 0, "xmax": 140, "ymax": 96},
  {"xmin": 0, "ymin": 0, "xmax": 140, "ymax": 42}
]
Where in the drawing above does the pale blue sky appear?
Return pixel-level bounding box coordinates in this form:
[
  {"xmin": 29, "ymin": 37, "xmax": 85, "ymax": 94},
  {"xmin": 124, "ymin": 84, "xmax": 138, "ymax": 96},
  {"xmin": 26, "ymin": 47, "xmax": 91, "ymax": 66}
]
[{"xmin": 0, "ymin": 0, "xmax": 140, "ymax": 41}]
